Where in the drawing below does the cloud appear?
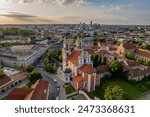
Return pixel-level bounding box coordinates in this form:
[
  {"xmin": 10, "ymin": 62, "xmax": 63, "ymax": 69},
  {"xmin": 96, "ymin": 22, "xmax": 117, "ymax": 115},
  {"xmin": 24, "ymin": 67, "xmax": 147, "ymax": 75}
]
[
  {"xmin": 101, "ymin": 4, "xmax": 137, "ymax": 13},
  {"xmin": 0, "ymin": 11, "xmax": 54, "ymax": 23},
  {"xmin": 54, "ymin": 0, "xmax": 87, "ymax": 7},
  {"xmin": 7, "ymin": 0, "xmax": 50, "ymax": 4},
  {"xmin": 8, "ymin": 0, "xmax": 88, "ymax": 6}
]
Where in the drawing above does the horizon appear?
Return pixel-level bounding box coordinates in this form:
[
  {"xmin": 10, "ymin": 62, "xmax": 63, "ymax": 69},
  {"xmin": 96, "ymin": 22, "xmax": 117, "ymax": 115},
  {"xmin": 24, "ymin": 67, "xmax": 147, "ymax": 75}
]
[{"xmin": 0, "ymin": 0, "xmax": 150, "ymax": 25}]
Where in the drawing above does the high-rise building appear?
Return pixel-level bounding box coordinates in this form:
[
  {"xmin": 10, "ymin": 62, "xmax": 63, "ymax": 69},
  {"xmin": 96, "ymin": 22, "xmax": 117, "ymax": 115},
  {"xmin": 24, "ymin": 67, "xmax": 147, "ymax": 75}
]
[{"xmin": 90, "ymin": 21, "xmax": 93, "ymax": 28}]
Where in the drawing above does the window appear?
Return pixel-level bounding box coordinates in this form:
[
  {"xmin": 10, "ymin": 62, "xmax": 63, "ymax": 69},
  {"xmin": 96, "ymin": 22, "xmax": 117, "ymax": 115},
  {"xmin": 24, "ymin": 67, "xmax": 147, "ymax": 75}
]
[
  {"xmin": 84, "ymin": 58, "xmax": 86, "ymax": 63},
  {"xmin": 66, "ymin": 78, "xmax": 68, "ymax": 81},
  {"xmin": 84, "ymin": 81, "xmax": 87, "ymax": 89}
]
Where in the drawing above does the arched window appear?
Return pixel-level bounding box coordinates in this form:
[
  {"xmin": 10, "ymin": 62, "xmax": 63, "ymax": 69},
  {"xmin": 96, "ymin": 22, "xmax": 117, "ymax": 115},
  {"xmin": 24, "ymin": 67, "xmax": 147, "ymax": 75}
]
[{"xmin": 84, "ymin": 81, "xmax": 87, "ymax": 89}]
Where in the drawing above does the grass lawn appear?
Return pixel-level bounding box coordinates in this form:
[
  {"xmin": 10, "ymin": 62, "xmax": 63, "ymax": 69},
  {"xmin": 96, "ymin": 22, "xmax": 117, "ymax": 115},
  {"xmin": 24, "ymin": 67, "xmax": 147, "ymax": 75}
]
[
  {"xmin": 65, "ymin": 85, "xmax": 76, "ymax": 95},
  {"xmin": 88, "ymin": 79, "xmax": 143, "ymax": 100}
]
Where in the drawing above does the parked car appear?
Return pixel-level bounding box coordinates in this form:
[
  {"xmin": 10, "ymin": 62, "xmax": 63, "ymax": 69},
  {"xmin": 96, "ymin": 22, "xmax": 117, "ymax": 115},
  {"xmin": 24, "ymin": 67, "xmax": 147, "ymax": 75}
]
[
  {"xmin": 57, "ymin": 87, "xmax": 60, "ymax": 92},
  {"xmin": 53, "ymin": 79, "xmax": 57, "ymax": 83},
  {"xmin": 57, "ymin": 84, "xmax": 60, "ymax": 88},
  {"xmin": 56, "ymin": 96, "xmax": 60, "ymax": 100}
]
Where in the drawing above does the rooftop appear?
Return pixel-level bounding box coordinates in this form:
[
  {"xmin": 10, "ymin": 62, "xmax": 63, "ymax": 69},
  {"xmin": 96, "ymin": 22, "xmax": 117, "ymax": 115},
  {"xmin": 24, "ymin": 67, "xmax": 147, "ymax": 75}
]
[
  {"xmin": 80, "ymin": 64, "xmax": 96, "ymax": 74},
  {"xmin": 6, "ymin": 80, "xmax": 49, "ymax": 100},
  {"xmin": 68, "ymin": 50, "xmax": 81, "ymax": 65},
  {"xmin": 3, "ymin": 67, "xmax": 20, "ymax": 77}
]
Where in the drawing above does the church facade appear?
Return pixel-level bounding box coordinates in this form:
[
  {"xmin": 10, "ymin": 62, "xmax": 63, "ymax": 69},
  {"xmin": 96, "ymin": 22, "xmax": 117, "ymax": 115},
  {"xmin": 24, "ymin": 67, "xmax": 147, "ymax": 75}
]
[{"xmin": 62, "ymin": 38, "xmax": 100, "ymax": 92}]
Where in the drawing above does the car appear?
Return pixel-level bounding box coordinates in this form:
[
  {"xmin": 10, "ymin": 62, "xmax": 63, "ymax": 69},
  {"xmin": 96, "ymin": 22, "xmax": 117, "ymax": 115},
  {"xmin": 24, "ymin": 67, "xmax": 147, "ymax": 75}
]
[
  {"xmin": 57, "ymin": 87, "xmax": 60, "ymax": 92},
  {"xmin": 56, "ymin": 96, "xmax": 60, "ymax": 100},
  {"xmin": 53, "ymin": 79, "xmax": 57, "ymax": 83},
  {"xmin": 57, "ymin": 84, "xmax": 60, "ymax": 88}
]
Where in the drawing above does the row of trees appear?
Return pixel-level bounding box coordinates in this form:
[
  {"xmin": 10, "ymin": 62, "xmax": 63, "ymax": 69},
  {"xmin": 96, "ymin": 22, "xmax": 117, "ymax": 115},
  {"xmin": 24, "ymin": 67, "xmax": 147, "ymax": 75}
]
[
  {"xmin": 124, "ymin": 51, "xmax": 150, "ymax": 66},
  {"xmin": 127, "ymin": 40, "xmax": 150, "ymax": 51},
  {"xmin": 0, "ymin": 41, "xmax": 23, "ymax": 46},
  {"xmin": 25, "ymin": 64, "xmax": 42, "ymax": 87},
  {"xmin": 0, "ymin": 28, "xmax": 35, "ymax": 37},
  {"xmin": 44, "ymin": 49, "xmax": 62, "ymax": 74}
]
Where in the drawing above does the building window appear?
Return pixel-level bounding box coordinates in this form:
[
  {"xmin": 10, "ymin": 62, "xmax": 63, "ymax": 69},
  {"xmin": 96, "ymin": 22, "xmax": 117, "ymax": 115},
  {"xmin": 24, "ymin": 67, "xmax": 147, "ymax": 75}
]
[
  {"xmin": 84, "ymin": 59, "xmax": 86, "ymax": 63},
  {"xmin": 66, "ymin": 78, "xmax": 68, "ymax": 82},
  {"xmin": 84, "ymin": 81, "xmax": 87, "ymax": 89}
]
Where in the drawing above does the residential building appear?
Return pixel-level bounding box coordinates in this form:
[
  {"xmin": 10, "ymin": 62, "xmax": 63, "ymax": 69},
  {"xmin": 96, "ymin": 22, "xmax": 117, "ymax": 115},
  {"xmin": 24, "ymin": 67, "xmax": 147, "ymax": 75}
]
[{"xmin": 0, "ymin": 67, "xmax": 28, "ymax": 93}]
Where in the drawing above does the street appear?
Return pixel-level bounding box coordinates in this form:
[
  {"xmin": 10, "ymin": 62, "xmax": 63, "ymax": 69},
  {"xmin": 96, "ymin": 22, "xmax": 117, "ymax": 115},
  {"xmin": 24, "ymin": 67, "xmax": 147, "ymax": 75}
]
[{"xmin": 35, "ymin": 57, "xmax": 67, "ymax": 100}]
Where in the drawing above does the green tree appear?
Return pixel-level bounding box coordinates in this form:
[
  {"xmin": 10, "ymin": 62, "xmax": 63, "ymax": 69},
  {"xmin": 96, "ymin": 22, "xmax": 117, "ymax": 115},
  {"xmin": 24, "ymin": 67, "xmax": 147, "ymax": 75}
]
[
  {"xmin": 29, "ymin": 70, "xmax": 42, "ymax": 84},
  {"xmin": 26, "ymin": 64, "xmax": 33, "ymax": 73},
  {"xmin": 109, "ymin": 61, "xmax": 124, "ymax": 78},
  {"xmin": 101, "ymin": 57, "xmax": 107, "ymax": 65},
  {"xmin": 92, "ymin": 54, "xmax": 107, "ymax": 67},
  {"xmin": 92, "ymin": 54, "xmax": 101, "ymax": 67},
  {"xmin": 104, "ymin": 85, "xmax": 128, "ymax": 100},
  {"xmin": 0, "ymin": 69, "xmax": 4, "ymax": 76},
  {"xmin": 124, "ymin": 51, "xmax": 135, "ymax": 60}
]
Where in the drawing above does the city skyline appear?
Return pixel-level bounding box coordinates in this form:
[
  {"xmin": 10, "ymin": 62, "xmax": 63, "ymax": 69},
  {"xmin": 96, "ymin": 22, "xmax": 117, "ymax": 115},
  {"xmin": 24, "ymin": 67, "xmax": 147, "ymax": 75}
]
[{"xmin": 0, "ymin": 0, "xmax": 150, "ymax": 25}]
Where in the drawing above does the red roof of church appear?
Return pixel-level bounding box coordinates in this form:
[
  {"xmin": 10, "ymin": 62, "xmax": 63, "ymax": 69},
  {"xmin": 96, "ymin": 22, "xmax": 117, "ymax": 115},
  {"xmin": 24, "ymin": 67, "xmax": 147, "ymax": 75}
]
[
  {"xmin": 73, "ymin": 75, "xmax": 83, "ymax": 84},
  {"xmin": 67, "ymin": 50, "xmax": 81, "ymax": 65},
  {"xmin": 80, "ymin": 64, "xmax": 96, "ymax": 74}
]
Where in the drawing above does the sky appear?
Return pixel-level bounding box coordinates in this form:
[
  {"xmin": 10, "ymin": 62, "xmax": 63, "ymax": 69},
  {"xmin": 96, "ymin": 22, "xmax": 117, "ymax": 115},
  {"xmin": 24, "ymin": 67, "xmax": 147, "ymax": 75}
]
[{"xmin": 0, "ymin": 0, "xmax": 150, "ymax": 25}]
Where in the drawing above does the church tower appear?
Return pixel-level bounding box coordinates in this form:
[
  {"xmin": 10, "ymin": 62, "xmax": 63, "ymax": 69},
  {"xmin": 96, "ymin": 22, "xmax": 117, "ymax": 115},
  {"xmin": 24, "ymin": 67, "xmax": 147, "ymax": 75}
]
[{"xmin": 75, "ymin": 37, "xmax": 83, "ymax": 51}]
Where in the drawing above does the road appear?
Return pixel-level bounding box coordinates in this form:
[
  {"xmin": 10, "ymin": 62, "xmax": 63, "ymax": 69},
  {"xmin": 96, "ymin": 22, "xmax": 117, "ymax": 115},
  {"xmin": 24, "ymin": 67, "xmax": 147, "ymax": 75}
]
[
  {"xmin": 0, "ymin": 79, "xmax": 29, "ymax": 99},
  {"xmin": 57, "ymin": 67, "xmax": 67, "ymax": 100},
  {"xmin": 40, "ymin": 70, "xmax": 59, "ymax": 100}
]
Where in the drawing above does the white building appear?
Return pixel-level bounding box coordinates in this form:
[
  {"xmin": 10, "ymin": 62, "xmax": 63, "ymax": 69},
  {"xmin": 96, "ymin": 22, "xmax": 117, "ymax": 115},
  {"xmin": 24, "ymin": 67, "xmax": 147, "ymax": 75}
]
[{"xmin": 0, "ymin": 45, "xmax": 45, "ymax": 68}]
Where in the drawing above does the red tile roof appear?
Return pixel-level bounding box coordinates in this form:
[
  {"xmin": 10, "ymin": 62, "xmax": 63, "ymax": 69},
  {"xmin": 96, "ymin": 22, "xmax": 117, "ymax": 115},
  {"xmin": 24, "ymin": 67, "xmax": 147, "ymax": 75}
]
[
  {"xmin": 6, "ymin": 88, "xmax": 33, "ymax": 100},
  {"xmin": 80, "ymin": 64, "xmax": 96, "ymax": 74},
  {"xmin": 121, "ymin": 43, "xmax": 137, "ymax": 50},
  {"xmin": 124, "ymin": 60, "xmax": 139, "ymax": 68},
  {"xmin": 135, "ymin": 49, "xmax": 150, "ymax": 58},
  {"xmin": 95, "ymin": 50, "xmax": 109, "ymax": 55},
  {"xmin": 0, "ymin": 75, "xmax": 12, "ymax": 87},
  {"xmin": 27, "ymin": 80, "xmax": 49, "ymax": 100},
  {"xmin": 6, "ymin": 80, "xmax": 49, "ymax": 100},
  {"xmin": 9, "ymin": 72, "xmax": 28, "ymax": 81},
  {"xmin": 96, "ymin": 65, "xmax": 109, "ymax": 74},
  {"xmin": 128, "ymin": 68, "xmax": 150, "ymax": 78},
  {"xmin": 67, "ymin": 50, "xmax": 81, "ymax": 65},
  {"xmin": 73, "ymin": 75, "xmax": 83, "ymax": 84}
]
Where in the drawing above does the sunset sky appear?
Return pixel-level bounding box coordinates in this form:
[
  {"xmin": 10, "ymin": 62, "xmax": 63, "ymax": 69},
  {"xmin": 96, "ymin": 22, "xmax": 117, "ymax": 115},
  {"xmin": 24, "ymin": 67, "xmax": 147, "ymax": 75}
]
[{"xmin": 0, "ymin": 0, "xmax": 150, "ymax": 25}]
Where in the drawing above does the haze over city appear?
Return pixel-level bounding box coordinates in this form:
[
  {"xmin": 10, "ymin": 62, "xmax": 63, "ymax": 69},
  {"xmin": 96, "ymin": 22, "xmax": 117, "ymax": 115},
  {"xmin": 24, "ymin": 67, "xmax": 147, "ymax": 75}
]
[{"xmin": 0, "ymin": 0, "xmax": 150, "ymax": 25}]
